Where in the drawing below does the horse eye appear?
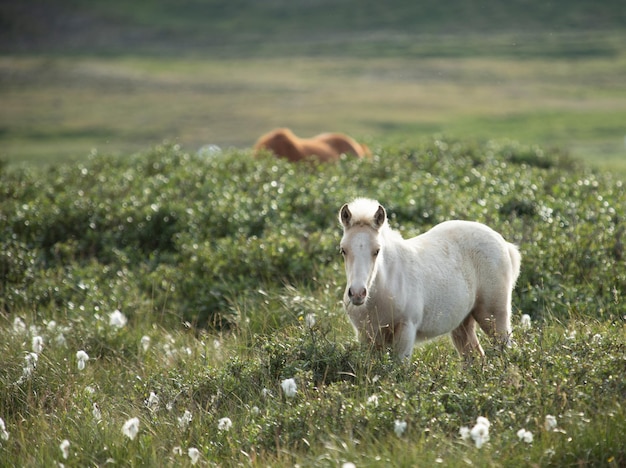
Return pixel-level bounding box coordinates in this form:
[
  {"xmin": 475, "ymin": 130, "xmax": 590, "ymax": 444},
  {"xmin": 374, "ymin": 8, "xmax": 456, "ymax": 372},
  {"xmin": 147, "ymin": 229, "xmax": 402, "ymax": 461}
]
[
  {"xmin": 340, "ymin": 247, "xmax": 346, "ymax": 256},
  {"xmin": 373, "ymin": 248, "xmax": 380, "ymax": 257}
]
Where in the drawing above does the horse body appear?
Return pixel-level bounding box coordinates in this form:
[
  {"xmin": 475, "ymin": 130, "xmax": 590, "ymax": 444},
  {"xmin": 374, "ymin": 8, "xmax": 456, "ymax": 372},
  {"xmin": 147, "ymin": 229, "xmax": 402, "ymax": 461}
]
[
  {"xmin": 254, "ymin": 128, "xmax": 370, "ymax": 162},
  {"xmin": 339, "ymin": 198, "xmax": 521, "ymax": 360}
]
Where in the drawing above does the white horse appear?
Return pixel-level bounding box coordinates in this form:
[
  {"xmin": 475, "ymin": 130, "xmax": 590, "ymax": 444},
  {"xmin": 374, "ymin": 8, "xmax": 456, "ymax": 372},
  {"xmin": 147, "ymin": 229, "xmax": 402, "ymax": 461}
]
[{"xmin": 338, "ymin": 198, "xmax": 521, "ymax": 360}]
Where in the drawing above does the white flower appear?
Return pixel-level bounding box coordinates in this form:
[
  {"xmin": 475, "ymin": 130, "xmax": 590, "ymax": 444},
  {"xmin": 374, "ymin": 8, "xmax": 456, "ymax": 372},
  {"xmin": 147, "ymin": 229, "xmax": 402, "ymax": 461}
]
[
  {"xmin": 22, "ymin": 352, "xmax": 38, "ymax": 377},
  {"xmin": 109, "ymin": 310, "xmax": 127, "ymax": 328},
  {"xmin": 145, "ymin": 392, "xmax": 159, "ymax": 411},
  {"xmin": 367, "ymin": 394, "xmax": 379, "ymax": 407},
  {"xmin": 76, "ymin": 350, "xmax": 89, "ymax": 371},
  {"xmin": 32, "ymin": 336, "xmax": 44, "ymax": 354},
  {"xmin": 520, "ymin": 314, "xmax": 531, "ymax": 330},
  {"xmin": 544, "ymin": 414, "xmax": 558, "ymax": 431},
  {"xmin": 475, "ymin": 416, "xmax": 490, "ymax": 429},
  {"xmin": 342, "ymin": 463, "xmax": 356, "ymax": 468},
  {"xmin": 178, "ymin": 410, "xmax": 193, "ymax": 429},
  {"xmin": 172, "ymin": 446, "xmax": 183, "ymax": 456},
  {"xmin": 591, "ymin": 333, "xmax": 601, "ymax": 344},
  {"xmin": 281, "ymin": 378, "xmax": 297, "ymax": 398},
  {"xmin": 92, "ymin": 403, "xmax": 102, "ymax": 422},
  {"xmin": 517, "ymin": 428, "xmax": 533, "ymax": 443},
  {"xmin": 60, "ymin": 439, "xmax": 70, "ymax": 459},
  {"xmin": 122, "ymin": 417, "xmax": 140, "ymax": 440},
  {"xmin": 261, "ymin": 388, "xmax": 273, "ymax": 399},
  {"xmin": 13, "ymin": 317, "xmax": 27, "ymax": 334},
  {"xmin": 188, "ymin": 447, "xmax": 200, "ymax": 465},
  {"xmin": 0, "ymin": 417, "xmax": 9, "ymax": 441},
  {"xmin": 141, "ymin": 336, "xmax": 151, "ymax": 352},
  {"xmin": 218, "ymin": 417, "xmax": 232, "ymax": 432},
  {"xmin": 459, "ymin": 426, "xmax": 471, "ymax": 441},
  {"xmin": 470, "ymin": 417, "xmax": 490, "ymax": 449},
  {"xmin": 304, "ymin": 313, "xmax": 316, "ymax": 329},
  {"xmin": 394, "ymin": 420, "xmax": 407, "ymax": 437}
]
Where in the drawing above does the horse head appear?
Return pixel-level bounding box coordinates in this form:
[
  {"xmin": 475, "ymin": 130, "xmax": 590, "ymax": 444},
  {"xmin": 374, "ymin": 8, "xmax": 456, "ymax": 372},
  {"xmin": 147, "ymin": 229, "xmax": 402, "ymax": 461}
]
[{"xmin": 338, "ymin": 199, "xmax": 386, "ymax": 306}]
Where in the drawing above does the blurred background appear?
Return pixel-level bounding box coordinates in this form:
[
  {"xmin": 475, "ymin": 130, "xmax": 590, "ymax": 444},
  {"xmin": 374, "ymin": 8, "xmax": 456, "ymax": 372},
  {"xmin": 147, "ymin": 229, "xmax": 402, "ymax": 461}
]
[{"xmin": 1, "ymin": 0, "xmax": 625, "ymax": 171}]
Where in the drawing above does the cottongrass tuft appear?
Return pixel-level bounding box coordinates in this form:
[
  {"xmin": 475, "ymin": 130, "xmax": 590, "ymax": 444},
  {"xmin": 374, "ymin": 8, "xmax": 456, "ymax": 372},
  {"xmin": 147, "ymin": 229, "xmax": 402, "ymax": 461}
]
[
  {"xmin": 178, "ymin": 410, "xmax": 193, "ymax": 429},
  {"xmin": 92, "ymin": 403, "xmax": 102, "ymax": 422},
  {"xmin": 76, "ymin": 350, "xmax": 89, "ymax": 371},
  {"xmin": 544, "ymin": 414, "xmax": 558, "ymax": 431},
  {"xmin": 218, "ymin": 417, "xmax": 232, "ymax": 432},
  {"xmin": 281, "ymin": 378, "xmax": 297, "ymax": 398},
  {"xmin": 463, "ymin": 416, "xmax": 490, "ymax": 449},
  {"xmin": 145, "ymin": 392, "xmax": 159, "ymax": 411},
  {"xmin": 141, "ymin": 335, "xmax": 151, "ymax": 352},
  {"xmin": 520, "ymin": 314, "xmax": 532, "ymax": 330},
  {"xmin": 517, "ymin": 428, "xmax": 533, "ymax": 443},
  {"xmin": 32, "ymin": 335, "xmax": 44, "ymax": 354},
  {"xmin": 0, "ymin": 417, "xmax": 9, "ymax": 442},
  {"xmin": 109, "ymin": 310, "xmax": 128, "ymax": 328},
  {"xmin": 188, "ymin": 447, "xmax": 200, "ymax": 465},
  {"xmin": 394, "ymin": 420, "xmax": 407, "ymax": 437},
  {"xmin": 122, "ymin": 417, "xmax": 140, "ymax": 440},
  {"xmin": 59, "ymin": 439, "xmax": 70, "ymax": 460}
]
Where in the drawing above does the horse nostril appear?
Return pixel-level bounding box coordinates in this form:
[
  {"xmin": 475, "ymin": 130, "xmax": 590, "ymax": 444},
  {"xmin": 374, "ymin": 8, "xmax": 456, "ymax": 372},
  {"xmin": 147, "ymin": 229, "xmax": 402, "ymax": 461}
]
[{"xmin": 348, "ymin": 288, "xmax": 354, "ymax": 298}]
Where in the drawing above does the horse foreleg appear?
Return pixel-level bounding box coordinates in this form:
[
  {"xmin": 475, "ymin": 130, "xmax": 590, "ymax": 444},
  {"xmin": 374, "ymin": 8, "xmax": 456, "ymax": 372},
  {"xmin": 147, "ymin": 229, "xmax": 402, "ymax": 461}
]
[{"xmin": 392, "ymin": 321, "xmax": 417, "ymax": 361}]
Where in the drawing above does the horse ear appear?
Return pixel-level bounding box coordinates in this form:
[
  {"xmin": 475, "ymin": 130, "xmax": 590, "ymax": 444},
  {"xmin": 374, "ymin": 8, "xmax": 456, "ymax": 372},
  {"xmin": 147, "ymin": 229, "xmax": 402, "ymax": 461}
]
[
  {"xmin": 339, "ymin": 204, "xmax": 352, "ymax": 228},
  {"xmin": 373, "ymin": 205, "xmax": 386, "ymax": 229}
]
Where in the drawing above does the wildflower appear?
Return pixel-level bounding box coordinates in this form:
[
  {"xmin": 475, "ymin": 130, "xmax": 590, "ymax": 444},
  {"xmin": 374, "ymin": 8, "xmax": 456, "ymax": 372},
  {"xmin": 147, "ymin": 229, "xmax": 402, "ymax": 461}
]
[
  {"xmin": 217, "ymin": 417, "xmax": 232, "ymax": 432},
  {"xmin": 469, "ymin": 417, "xmax": 490, "ymax": 449},
  {"xmin": 251, "ymin": 406, "xmax": 260, "ymax": 416},
  {"xmin": 145, "ymin": 392, "xmax": 159, "ymax": 411},
  {"xmin": 520, "ymin": 314, "xmax": 531, "ymax": 330},
  {"xmin": 122, "ymin": 417, "xmax": 140, "ymax": 440},
  {"xmin": 459, "ymin": 426, "xmax": 471, "ymax": 441},
  {"xmin": 32, "ymin": 335, "xmax": 44, "ymax": 354},
  {"xmin": 92, "ymin": 403, "xmax": 102, "ymax": 422},
  {"xmin": 0, "ymin": 417, "xmax": 9, "ymax": 441},
  {"xmin": 281, "ymin": 378, "xmax": 297, "ymax": 398},
  {"xmin": 141, "ymin": 335, "xmax": 151, "ymax": 352},
  {"xmin": 367, "ymin": 394, "xmax": 379, "ymax": 407},
  {"xmin": 22, "ymin": 352, "xmax": 38, "ymax": 378},
  {"xmin": 517, "ymin": 428, "xmax": 533, "ymax": 443},
  {"xmin": 109, "ymin": 309, "xmax": 127, "ymax": 328},
  {"xmin": 305, "ymin": 313, "xmax": 316, "ymax": 329},
  {"xmin": 544, "ymin": 414, "xmax": 558, "ymax": 431},
  {"xmin": 13, "ymin": 317, "xmax": 27, "ymax": 334},
  {"xmin": 592, "ymin": 333, "xmax": 602, "ymax": 344},
  {"xmin": 342, "ymin": 463, "xmax": 356, "ymax": 468},
  {"xmin": 178, "ymin": 410, "xmax": 193, "ymax": 429},
  {"xmin": 394, "ymin": 419, "xmax": 407, "ymax": 437},
  {"xmin": 76, "ymin": 350, "xmax": 89, "ymax": 371},
  {"xmin": 60, "ymin": 439, "xmax": 70, "ymax": 459},
  {"xmin": 188, "ymin": 447, "xmax": 200, "ymax": 465},
  {"xmin": 172, "ymin": 446, "xmax": 183, "ymax": 456}
]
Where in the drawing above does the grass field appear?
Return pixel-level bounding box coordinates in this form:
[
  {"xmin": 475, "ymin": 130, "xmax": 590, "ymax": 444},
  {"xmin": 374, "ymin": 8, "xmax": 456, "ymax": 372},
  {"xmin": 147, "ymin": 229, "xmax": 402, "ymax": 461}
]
[
  {"xmin": 1, "ymin": 141, "xmax": 624, "ymax": 466},
  {"xmin": 2, "ymin": 41, "xmax": 626, "ymax": 172}
]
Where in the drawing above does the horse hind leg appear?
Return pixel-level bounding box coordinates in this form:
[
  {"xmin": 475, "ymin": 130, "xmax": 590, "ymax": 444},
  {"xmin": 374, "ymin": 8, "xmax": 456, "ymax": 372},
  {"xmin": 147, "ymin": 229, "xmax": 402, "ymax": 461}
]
[
  {"xmin": 451, "ymin": 314, "xmax": 485, "ymax": 359},
  {"xmin": 472, "ymin": 293, "xmax": 513, "ymax": 349}
]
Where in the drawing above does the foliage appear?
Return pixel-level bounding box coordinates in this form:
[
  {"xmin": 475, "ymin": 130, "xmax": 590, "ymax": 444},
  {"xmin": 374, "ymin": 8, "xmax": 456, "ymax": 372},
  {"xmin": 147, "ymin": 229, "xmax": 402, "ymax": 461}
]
[{"xmin": 0, "ymin": 139, "xmax": 624, "ymax": 465}]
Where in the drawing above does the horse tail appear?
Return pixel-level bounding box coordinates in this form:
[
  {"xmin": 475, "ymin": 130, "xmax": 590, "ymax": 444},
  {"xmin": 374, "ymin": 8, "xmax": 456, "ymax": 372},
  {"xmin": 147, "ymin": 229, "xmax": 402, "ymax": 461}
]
[{"xmin": 507, "ymin": 243, "xmax": 522, "ymax": 285}]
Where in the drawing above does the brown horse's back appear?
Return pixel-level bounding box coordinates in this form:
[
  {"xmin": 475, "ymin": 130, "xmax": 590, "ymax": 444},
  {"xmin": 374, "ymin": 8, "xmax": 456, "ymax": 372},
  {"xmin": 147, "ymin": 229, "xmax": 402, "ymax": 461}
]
[{"xmin": 254, "ymin": 128, "xmax": 369, "ymax": 162}]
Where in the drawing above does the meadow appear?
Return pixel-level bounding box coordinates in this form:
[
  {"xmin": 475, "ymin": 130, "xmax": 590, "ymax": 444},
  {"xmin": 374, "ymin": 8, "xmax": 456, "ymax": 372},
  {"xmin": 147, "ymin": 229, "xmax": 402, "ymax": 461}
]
[{"xmin": 1, "ymin": 139, "xmax": 624, "ymax": 466}]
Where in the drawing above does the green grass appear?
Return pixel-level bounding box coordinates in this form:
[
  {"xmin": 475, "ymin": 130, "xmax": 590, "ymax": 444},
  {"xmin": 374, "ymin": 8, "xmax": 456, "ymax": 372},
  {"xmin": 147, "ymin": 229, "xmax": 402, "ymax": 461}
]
[
  {"xmin": 2, "ymin": 47, "xmax": 626, "ymax": 173},
  {"xmin": 1, "ymin": 139, "xmax": 625, "ymax": 465}
]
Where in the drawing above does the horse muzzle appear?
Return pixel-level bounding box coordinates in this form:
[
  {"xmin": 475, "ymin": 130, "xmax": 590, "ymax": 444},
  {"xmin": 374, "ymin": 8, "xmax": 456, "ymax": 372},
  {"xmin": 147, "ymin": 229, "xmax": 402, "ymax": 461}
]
[{"xmin": 348, "ymin": 286, "xmax": 367, "ymax": 306}]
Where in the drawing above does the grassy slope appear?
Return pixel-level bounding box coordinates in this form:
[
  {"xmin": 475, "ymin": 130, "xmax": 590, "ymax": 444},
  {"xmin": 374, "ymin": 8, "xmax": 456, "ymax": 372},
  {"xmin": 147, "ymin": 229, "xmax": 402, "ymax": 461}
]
[{"xmin": 0, "ymin": 140, "xmax": 624, "ymax": 465}]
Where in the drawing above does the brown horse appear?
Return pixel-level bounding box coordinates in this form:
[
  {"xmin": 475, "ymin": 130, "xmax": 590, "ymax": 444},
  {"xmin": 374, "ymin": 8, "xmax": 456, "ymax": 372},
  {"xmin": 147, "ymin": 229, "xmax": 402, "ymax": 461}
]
[{"xmin": 253, "ymin": 128, "xmax": 370, "ymax": 162}]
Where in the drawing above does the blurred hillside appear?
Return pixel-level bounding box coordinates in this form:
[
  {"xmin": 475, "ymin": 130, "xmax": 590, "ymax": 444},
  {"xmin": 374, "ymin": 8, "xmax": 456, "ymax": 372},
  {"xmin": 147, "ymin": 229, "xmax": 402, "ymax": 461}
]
[{"xmin": 2, "ymin": 0, "xmax": 626, "ymax": 56}]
